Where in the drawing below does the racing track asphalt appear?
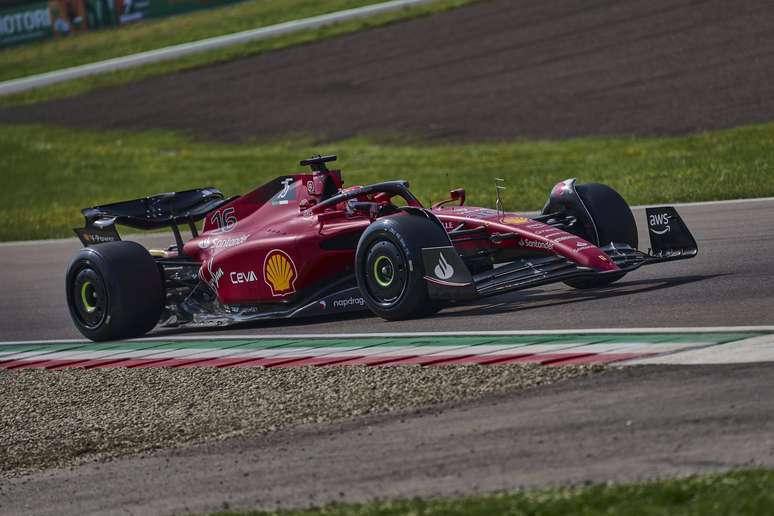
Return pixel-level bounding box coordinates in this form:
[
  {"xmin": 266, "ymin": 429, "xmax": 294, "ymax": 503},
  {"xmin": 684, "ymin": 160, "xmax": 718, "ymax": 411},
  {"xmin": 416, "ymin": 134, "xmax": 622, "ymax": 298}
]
[{"xmin": 0, "ymin": 198, "xmax": 772, "ymax": 342}]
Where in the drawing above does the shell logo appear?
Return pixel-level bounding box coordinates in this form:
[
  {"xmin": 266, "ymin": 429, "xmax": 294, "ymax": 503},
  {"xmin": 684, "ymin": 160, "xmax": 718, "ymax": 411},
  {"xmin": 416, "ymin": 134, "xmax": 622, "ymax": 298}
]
[{"xmin": 263, "ymin": 249, "xmax": 298, "ymax": 297}]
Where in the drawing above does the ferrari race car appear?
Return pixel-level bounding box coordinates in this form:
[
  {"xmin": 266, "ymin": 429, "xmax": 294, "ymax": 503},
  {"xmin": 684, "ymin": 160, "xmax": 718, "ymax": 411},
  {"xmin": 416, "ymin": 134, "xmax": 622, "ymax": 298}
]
[{"xmin": 67, "ymin": 155, "xmax": 698, "ymax": 341}]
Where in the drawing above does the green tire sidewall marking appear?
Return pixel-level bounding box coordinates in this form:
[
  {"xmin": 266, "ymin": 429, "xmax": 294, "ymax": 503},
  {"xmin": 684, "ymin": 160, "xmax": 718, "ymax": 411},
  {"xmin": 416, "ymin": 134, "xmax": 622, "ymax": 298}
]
[
  {"xmin": 81, "ymin": 280, "xmax": 96, "ymax": 313},
  {"xmin": 373, "ymin": 255, "xmax": 394, "ymax": 288}
]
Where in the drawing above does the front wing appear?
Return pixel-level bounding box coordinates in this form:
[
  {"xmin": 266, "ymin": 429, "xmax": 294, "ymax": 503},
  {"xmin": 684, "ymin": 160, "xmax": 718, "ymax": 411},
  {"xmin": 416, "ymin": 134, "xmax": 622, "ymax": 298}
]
[{"xmin": 422, "ymin": 206, "xmax": 698, "ymax": 301}]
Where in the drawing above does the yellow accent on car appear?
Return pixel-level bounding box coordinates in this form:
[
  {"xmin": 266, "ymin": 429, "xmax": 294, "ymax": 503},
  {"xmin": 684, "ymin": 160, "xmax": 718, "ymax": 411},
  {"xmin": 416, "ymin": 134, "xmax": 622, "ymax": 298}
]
[{"xmin": 265, "ymin": 252, "xmax": 295, "ymax": 294}]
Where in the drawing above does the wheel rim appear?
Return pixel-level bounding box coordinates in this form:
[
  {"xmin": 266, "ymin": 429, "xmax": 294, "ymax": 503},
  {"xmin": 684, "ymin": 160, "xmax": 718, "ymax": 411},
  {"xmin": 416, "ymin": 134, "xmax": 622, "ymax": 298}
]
[
  {"xmin": 80, "ymin": 281, "xmax": 97, "ymax": 313},
  {"xmin": 71, "ymin": 267, "xmax": 108, "ymax": 330},
  {"xmin": 373, "ymin": 256, "xmax": 395, "ymax": 287},
  {"xmin": 364, "ymin": 241, "xmax": 407, "ymax": 307}
]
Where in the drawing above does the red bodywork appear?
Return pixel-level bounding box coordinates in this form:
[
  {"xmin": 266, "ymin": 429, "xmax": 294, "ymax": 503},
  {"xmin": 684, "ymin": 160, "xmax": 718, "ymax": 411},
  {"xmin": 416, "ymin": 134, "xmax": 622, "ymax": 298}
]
[{"xmin": 183, "ymin": 171, "xmax": 618, "ymax": 307}]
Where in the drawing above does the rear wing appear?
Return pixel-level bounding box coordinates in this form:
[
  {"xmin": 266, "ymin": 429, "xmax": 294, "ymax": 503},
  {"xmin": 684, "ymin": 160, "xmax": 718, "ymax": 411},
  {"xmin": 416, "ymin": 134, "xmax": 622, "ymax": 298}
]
[{"xmin": 74, "ymin": 188, "xmax": 237, "ymax": 250}]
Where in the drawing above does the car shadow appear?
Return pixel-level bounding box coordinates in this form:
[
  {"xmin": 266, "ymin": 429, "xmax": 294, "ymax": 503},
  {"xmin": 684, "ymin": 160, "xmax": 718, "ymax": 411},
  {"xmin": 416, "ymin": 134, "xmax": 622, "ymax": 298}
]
[
  {"xmin": 150, "ymin": 308, "xmax": 374, "ymax": 338},
  {"xmin": 149, "ymin": 273, "xmax": 723, "ymax": 338},
  {"xmin": 435, "ymin": 273, "xmax": 723, "ymax": 319}
]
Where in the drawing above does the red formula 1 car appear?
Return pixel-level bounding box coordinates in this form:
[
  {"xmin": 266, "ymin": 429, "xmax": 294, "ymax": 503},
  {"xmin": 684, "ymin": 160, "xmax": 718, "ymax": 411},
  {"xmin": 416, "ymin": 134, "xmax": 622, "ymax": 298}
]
[{"xmin": 67, "ymin": 155, "xmax": 697, "ymax": 341}]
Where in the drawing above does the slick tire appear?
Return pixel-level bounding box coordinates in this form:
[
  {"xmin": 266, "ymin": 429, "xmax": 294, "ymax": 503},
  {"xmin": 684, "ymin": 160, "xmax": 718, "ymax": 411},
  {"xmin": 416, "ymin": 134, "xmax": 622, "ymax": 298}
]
[
  {"xmin": 66, "ymin": 241, "xmax": 164, "ymax": 341},
  {"xmin": 564, "ymin": 183, "xmax": 638, "ymax": 290},
  {"xmin": 356, "ymin": 214, "xmax": 447, "ymax": 321}
]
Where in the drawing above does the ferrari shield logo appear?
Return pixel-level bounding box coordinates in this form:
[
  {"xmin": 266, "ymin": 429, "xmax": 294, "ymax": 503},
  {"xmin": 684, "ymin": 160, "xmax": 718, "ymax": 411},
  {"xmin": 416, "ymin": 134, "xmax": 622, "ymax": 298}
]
[
  {"xmin": 264, "ymin": 249, "xmax": 298, "ymax": 296},
  {"xmin": 503, "ymin": 216, "xmax": 529, "ymax": 225}
]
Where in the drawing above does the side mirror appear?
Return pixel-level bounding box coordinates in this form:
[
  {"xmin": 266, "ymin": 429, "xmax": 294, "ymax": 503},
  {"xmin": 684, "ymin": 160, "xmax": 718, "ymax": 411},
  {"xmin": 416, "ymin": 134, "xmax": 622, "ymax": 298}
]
[
  {"xmin": 449, "ymin": 188, "xmax": 466, "ymax": 205},
  {"xmin": 432, "ymin": 188, "xmax": 466, "ymax": 209}
]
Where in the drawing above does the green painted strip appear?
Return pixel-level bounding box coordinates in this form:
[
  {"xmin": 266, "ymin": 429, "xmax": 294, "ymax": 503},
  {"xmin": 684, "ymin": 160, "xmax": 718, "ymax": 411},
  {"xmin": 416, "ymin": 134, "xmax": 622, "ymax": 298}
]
[
  {"xmin": 121, "ymin": 339, "xmax": 267, "ymax": 351},
  {"xmin": 0, "ymin": 340, "xmax": 258, "ymax": 361},
  {"xmin": 0, "ymin": 341, "xmax": 178, "ymax": 360},
  {"xmin": 1, "ymin": 332, "xmax": 766, "ymax": 355}
]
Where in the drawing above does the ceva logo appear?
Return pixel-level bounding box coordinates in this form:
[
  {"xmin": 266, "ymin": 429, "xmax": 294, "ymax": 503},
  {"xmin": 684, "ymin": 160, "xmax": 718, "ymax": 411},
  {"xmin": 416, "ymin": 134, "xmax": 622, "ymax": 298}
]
[{"xmin": 230, "ymin": 271, "xmax": 257, "ymax": 284}]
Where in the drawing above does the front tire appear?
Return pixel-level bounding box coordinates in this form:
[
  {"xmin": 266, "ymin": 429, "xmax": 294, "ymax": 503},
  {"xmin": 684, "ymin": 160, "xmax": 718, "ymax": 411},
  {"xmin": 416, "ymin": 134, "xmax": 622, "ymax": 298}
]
[
  {"xmin": 66, "ymin": 241, "xmax": 164, "ymax": 341},
  {"xmin": 564, "ymin": 183, "xmax": 637, "ymax": 290},
  {"xmin": 356, "ymin": 215, "xmax": 448, "ymax": 320}
]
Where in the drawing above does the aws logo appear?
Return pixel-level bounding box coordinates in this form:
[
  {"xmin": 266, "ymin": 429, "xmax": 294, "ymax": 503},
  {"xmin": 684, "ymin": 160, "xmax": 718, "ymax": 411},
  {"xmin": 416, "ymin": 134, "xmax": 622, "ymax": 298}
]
[
  {"xmin": 648, "ymin": 212, "xmax": 672, "ymax": 235},
  {"xmin": 263, "ymin": 249, "xmax": 298, "ymax": 297}
]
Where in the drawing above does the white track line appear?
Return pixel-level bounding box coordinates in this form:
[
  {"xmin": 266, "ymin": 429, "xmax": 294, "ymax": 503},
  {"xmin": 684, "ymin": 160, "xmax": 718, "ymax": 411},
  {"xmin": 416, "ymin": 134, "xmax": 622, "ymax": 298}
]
[
  {"xmin": 624, "ymin": 334, "xmax": 774, "ymax": 365},
  {"xmin": 1, "ymin": 326, "xmax": 771, "ymax": 346},
  {"xmin": 0, "ymin": 233, "xmax": 174, "ymax": 247},
  {"xmin": 630, "ymin": 196, "xmax": 774, "ymax": 209},
  {"xmin": 0, "ymin": 0, "xmax": 437, "ymax": 96},
  {"xmin": 2, "ymin": 197, "xmax": 773, "ymax": 248}
]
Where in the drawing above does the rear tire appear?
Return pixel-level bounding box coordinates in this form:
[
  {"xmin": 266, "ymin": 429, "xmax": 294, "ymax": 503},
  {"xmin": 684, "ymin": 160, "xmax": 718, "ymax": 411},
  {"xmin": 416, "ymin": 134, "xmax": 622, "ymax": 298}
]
[
  {"xmin": 564, "ymin": 183, "xmax": 637, "ymax": 290},
  {"xmin": 66, "ymin": 241, "xmax": 164, "ymax": 341}
]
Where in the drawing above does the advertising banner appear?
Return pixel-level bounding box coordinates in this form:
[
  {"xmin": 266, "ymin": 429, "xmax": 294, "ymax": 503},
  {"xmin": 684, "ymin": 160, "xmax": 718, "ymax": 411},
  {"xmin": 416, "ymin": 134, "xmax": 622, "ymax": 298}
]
[
  {"xmin": 0, "ymin": 1, "xmax": 52, "ymax": 47},
  {"xmin": 117, "ymin": 0, "xmax": 242, "ymax": 25},
  {"xmin": 0, "ymin": 0, "xmax": 242, "ymax": 48}
]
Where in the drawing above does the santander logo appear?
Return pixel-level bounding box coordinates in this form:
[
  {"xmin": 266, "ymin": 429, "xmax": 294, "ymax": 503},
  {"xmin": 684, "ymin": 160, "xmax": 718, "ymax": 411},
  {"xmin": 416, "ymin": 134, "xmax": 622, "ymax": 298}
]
[{"xmin": 434, "ymin": 252, "xmax": 455, "ymax": 280}]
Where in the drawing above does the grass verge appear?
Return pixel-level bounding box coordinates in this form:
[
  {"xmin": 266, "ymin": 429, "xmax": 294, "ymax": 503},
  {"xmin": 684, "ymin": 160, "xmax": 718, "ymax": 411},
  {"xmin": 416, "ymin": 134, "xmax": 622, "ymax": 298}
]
[
  {"xmin": 214, "ymin": 469, "xmax": 774, "ymax": 516},
  {"xmin": 0, "ymin": 0, "xmax": 476, "ymax": 107},
  {"xmin": 0, "ymin": 0, "xmax": 386, "ymax": 82},
  {"xmin": 3, "ymin": 121, "xmax": 774, "ymax": 241}
]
